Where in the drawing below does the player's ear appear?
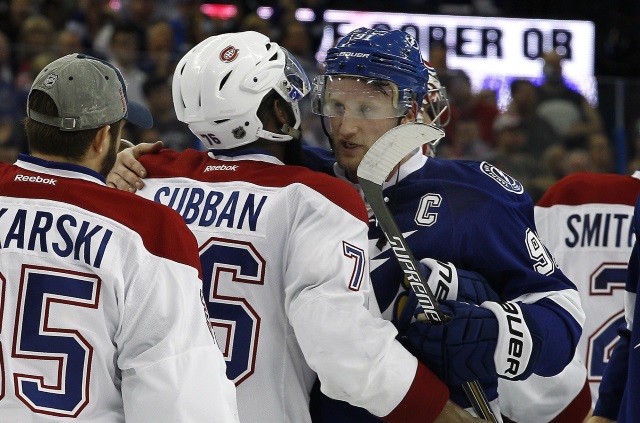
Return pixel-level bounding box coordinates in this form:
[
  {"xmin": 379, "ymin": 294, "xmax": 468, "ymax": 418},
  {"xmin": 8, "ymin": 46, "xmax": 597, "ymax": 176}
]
[
  {"xmin": 273, "ymin": 98, "xmax": 290, "ymax": 127},
  {"xmin": 92, "ymin": 125, "xmax": 111, "ymax": 154}
]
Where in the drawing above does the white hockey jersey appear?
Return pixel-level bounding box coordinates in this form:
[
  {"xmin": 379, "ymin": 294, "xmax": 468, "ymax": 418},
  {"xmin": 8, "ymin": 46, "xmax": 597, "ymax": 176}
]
[
  {"xmin": 533, "ymin": 171, "xmax": 640, "ymax": 407},
  {"xmin": 0, "ymin": 155, "xmax": 239, "ymax": 422},
  {"xmin": 134, "ymin": 148, "xmax": 448, "ymax": 423}
]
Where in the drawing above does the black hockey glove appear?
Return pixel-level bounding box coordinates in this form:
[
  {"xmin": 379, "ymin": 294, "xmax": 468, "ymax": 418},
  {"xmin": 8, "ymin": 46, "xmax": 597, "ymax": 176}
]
[
  {"xmin": 395, "ymin": 259, "xmax": 499, "ymax": 330},
  {"xmin": 406, "ymin": 300, "xmax": 542, "ymax": 385}
]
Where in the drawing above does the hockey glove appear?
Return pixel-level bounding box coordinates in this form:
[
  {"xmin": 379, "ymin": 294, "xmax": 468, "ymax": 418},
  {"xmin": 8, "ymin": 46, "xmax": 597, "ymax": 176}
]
[
  {"xmin": 406, "ymin": 300, "xmax": 541, "ymax": 385},
  {"xmin": 395, "ymin": 259, "xmax": 499, "ymax": 330},
  {"xmin": 420, "ymin": 258, "xmax": 500, "ymax": 305}
]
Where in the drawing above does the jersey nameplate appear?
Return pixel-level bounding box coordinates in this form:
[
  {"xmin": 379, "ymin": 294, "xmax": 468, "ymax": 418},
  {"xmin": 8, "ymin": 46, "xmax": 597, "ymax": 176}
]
[
  {"xmin": 153, "ymin": 186, "xmax": 268, "ymax": 232},
  {"xmin": 0, "ymin": 207, "xmax": 112, "ymax": 268}
]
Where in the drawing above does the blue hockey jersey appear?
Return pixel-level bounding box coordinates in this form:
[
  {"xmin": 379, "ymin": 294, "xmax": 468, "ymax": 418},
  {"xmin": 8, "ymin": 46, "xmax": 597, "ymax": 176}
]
[{"xmin": 305, "ymin": 146, "xmax": 584, "ymax": 420}]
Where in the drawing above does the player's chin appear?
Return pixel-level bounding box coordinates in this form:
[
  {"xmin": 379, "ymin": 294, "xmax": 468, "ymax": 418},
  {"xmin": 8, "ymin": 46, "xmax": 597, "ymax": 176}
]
[{"xmin": 335, "ymin": 154, "xmax": 360, "ymax": 175}]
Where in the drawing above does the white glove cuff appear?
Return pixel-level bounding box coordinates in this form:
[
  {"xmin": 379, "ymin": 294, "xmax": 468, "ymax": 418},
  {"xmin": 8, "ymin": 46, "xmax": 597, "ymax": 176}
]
[
  {"xmin": 421, "ymin": 258, "xmax": 459, "ymax": 302},
  {"xmin": 481, "ymin": 301, "xmax": 533, "ymax": 380}
]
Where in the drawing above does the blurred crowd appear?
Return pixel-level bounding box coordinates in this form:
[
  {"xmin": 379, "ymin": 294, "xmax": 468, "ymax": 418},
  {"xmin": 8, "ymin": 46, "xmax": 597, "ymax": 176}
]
[
  {"xmin": 432, "ymin": 45, "xmax": 614, "ymax": 202},
  {"xmin": 0, "ymin": 0, "xmax": 630, "ymax": 202}
]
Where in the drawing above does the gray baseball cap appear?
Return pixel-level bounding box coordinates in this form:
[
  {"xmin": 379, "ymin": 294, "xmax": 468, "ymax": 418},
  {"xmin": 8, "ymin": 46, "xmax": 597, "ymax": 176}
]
[{"xmin": 27, "ymin": 53, "xmax": 153, "ymax": 131}]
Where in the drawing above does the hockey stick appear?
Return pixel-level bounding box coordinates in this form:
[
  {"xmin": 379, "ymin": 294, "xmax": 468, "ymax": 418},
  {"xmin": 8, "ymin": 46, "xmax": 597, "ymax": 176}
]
[{"xmin": 357, "ymin": 122, "xmax": 498, "ymax": 422}]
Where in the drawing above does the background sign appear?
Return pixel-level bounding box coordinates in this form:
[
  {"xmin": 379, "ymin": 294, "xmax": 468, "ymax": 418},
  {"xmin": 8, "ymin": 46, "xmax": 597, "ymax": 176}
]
[{"xmin": 317, "ymin": 10, "xmax": 596, "ymax": 109}]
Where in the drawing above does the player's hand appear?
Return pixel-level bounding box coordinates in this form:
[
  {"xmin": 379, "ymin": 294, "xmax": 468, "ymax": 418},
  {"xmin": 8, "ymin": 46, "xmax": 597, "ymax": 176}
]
[
  {"xmin": 118, "ymin": 138, "xmax": 135, "ymax": 152},
  {"xmin": 406, "ymin": 300, "xmax": 499, "ymax": 385},
  {"xmin": 419, "ymin": 259, "xmax": 500, "ymax": 305},
  {"xmin": 408, "ymin": 300, "xmax": 541, "ymax": 384},
  {"xmin": 433, "ymin": 401, "xmax": 480, "ymax": 422},
  {"xmin": 395, "ymin": 260, "xmax": 499, "ymax": 330},
  {"xmin": 107, "ymin": 140, "xmax": 163, "ymax": 192}
]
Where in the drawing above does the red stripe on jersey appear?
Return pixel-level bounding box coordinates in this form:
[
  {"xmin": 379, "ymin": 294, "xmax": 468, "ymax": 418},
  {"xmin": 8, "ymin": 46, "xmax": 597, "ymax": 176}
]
[
  {"xmin": 0, "ymin": 163, "xmax": 202, "ymax": 274},
  {"xmin": 547, "ymin": 377, "xmax": 592, "ymax": 423},
  {"xmin": 381, "ymin": 362, "xmax": 449, "ymax": 423},
  {"xmin": 139, "ymin": 149, "xmax": 370, "ymax": 224},
  {"xmin": 537, "ymin": 172, "xmax": 640, "ymax": 207}
]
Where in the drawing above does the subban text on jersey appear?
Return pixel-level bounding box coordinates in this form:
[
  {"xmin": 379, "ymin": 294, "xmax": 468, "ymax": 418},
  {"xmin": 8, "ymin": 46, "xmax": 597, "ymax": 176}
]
[
  {"xmin": 152, "ymin": 186, "xmax": 267, "ymax": 231},
  {"xmin": 0, "ymin": 207, "xmax": 112, "ymax": 268}
]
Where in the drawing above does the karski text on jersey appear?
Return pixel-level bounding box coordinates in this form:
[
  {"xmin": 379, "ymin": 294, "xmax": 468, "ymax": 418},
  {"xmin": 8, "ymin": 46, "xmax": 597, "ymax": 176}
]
[
  {"xmin": 565, "ymin": 212, "xmax": 634, "ymax": 249},
  {"xmin": 153, "ymin": 186, "xmax": 267, "ymax": 231},
  {"xmin": 0, "ymin": 208, "xmax": 112, "ymax": 268}
]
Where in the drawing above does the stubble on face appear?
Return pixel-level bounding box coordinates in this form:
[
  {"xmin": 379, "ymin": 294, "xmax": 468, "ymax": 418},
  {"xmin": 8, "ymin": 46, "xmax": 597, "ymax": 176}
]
[
  {"xmin": 332, "ymin": 116, "xmax": 400, "ymax": 182},
  {"xmin": 99, "ymin": 123, "xmax": 123, "ymax": 178},
  {"xmin": 325, "ymin": 78, "xmax": 403, "ymax": 182},
  {"xmin": 99, "ymin": 136, "xmax": 119, "ymax": 178}
]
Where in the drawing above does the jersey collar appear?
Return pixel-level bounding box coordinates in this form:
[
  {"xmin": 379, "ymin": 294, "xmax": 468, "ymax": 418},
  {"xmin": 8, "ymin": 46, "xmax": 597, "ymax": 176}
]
[
  {"xmin": 384, "ymin": 148, "xmax": 427, "ymax": 188},
  {"xmin": 208, "ymin": 148, "xmax": 284, "ymax": 165},
  {"xmin": 15, "ymin": 154, "xmax": 106, "ymax": 185},
  {"xmin": 334, "ymin": 147, "xmax": 426, "ymax": 190}
]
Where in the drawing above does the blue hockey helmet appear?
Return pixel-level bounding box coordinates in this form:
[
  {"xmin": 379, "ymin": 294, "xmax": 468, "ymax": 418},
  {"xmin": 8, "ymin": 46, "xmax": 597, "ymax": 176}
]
[{"xmin": 323, "ymin": 28, "xmax": 429, "ymax": 109}]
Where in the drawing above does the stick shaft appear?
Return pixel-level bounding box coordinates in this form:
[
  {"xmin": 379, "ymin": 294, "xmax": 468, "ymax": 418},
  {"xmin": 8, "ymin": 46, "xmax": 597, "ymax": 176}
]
[{"xmin": 357, "ymin": 124, "xmax": 498, "ymax": 421}]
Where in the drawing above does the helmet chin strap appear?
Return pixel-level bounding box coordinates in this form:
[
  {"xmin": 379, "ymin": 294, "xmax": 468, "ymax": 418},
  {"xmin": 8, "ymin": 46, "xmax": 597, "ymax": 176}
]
[
  {"xmin": 282, "ymin": 124, "xmax": 301, "ymax": 139},
  {"xmin": 255, "ymin": 127, "xmax": 297, "ymax": 142}
]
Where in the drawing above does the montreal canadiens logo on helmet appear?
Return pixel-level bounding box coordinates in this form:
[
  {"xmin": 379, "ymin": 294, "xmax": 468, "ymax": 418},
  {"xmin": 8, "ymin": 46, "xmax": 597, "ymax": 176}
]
[{"xmin": 220, "ymin": 45, "xmax": 239, "ymax": 62}]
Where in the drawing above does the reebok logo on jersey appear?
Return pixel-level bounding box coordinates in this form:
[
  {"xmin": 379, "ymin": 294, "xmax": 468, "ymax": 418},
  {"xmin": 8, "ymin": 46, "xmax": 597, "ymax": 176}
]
[
  {"xmin": 204, "ymin": 165, "xmax": 239, "ymax": 172},
  {"xmin": 15, "ymin": 174, "xmax": 56, "ymax": 185}
]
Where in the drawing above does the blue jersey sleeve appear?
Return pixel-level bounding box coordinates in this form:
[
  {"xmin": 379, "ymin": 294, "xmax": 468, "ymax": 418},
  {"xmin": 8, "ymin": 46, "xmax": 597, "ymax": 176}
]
[
  {"xmin": 598, "ymin": 210, "xmax": 640, "ymax": 422},
  {"xmin": 473, "ymin": 196, "xmax": 583, "ymax": 378},
  {"xmin": 594, "ymin": 320, "xmax": 629, "ymax": 420}
]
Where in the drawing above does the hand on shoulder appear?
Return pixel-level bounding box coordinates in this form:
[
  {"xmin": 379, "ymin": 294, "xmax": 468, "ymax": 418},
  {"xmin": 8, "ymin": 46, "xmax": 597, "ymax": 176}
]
[{"xmin": 108, "ymin": 140, "xmax": 163, "ymax": 192}]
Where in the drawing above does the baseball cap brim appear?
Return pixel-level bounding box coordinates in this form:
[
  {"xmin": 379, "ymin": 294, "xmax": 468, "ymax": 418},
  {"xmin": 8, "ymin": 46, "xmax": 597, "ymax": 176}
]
[{"xmin": 126, "ymin": 100, "xmax": 153, "ymax": 129}]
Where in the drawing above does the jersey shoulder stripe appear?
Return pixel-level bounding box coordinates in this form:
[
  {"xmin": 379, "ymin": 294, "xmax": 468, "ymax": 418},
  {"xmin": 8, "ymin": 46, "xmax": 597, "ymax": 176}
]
[
  {"xmin": 537, "ymin": 172, "xmax": 640, "ymax": 207},
  {"xmin": 140, "ymin": 149, "xmax": 369, "ymax": 224},
  {"xmin": 0, "ymin": 163, "xmax": 201, "ymax": 271}
]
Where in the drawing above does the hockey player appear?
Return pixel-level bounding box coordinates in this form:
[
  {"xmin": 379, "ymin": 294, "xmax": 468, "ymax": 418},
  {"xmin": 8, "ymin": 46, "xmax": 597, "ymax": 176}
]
[
  {"xmin": 106, "ymin": 31, "xmax": 476, "ymax": 423},
  {"xmin": 496, "ymin": 168, "xmax": 640, "ymax": 422},
  {"xmin": 499, "ymin": 169, "xmax": 640, "ymax": 422},
  {"xmin": 306, "ymin": 48, "xmax": 593, "ymax": 423},
  {"xmin": 302, "ymin": 27, "xmax": 584, "ymax": 420},
  {"xmin": 532, "ymin": 170, "xmax": 640, "ymax": 423},
  {"xmin": 588, "ymin": 192, "xmax": 640, "ymax": 422},
  {"xmin": 0, "ymin": 54, "xmax": 239, "ymax": 422},
  {"xmin": 535, "ymin": 171, "xmax": 640, "ymax": 412},
  {"xmin": 422, "ymin": 59, "xmax": 593, "ymax": 423}
]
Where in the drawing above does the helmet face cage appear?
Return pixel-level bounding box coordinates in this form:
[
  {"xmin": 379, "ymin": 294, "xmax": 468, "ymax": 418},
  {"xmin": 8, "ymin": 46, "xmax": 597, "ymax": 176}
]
[
  {"xmin": 172, "ymin": 31, "xmax": 310, "ymax": 150},
  {"xmin": 422, "ymin": 61, "xmax": 450, "ymax": 128},
  {"xmin": 320, "ymin": 28, "xmax": 429, "ymax": 115}
]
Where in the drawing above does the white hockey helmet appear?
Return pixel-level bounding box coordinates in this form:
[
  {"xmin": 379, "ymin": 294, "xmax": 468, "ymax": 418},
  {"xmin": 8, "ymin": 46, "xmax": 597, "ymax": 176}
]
[{"xmin": 172, "ymin": 31, "xmax": 310, "ymax": 150}]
